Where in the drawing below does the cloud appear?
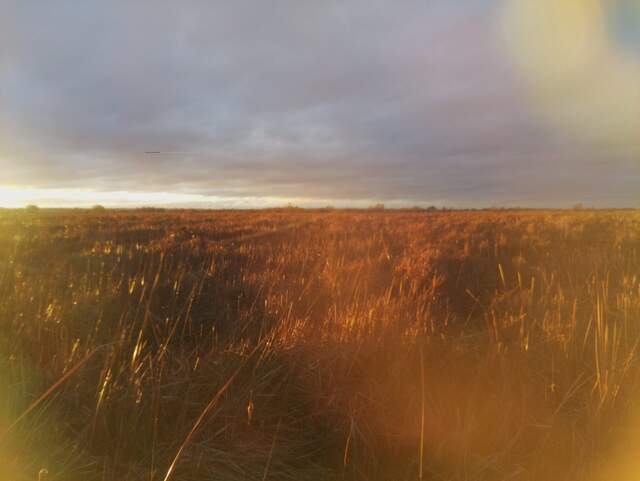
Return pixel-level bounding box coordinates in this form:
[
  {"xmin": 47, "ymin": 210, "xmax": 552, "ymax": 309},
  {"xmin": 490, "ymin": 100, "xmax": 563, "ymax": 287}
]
[{"xmin": 1, "ymin": 0, "xmax": 638, "ymax": 206}]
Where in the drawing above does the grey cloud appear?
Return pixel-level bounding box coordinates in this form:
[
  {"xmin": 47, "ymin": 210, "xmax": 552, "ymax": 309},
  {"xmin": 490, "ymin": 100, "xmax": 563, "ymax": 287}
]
[{"xmin": 0, "ymin": 0, "xmax": 638, "ymax": 206}]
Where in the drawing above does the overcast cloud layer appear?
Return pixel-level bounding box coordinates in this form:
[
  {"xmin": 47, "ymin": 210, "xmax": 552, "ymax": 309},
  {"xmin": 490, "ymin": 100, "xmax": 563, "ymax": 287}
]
[{"xmin": 1, "ymin": 0, "xmax": 639, "ymax": 207}]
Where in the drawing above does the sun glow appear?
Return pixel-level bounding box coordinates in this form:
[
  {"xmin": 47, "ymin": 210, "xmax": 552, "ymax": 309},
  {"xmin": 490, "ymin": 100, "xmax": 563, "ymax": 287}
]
[
  {"xmin": 0, "ymin": 186, "xmax": 226, "ymax": 208},
  {"xmin": 0, "ymin": 186, "xmax": 317, "ymax": 209},
  {"xmin": 0, "ymin": 186, "xmax": 415, "ymax": 209},
  {"xmin": 501, "ymin": 0, "xmax": 640, "ymax": 150}
]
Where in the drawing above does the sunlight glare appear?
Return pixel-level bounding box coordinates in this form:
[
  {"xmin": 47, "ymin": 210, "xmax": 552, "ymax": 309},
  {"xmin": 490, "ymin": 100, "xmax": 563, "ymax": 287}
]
[
  {"xmin": 501, "ymin": 0, "xmax": 640, "ymax": 150},
  {"xmin": 0, "ymin": 186, "xmax": 406, "ymax": 209}
]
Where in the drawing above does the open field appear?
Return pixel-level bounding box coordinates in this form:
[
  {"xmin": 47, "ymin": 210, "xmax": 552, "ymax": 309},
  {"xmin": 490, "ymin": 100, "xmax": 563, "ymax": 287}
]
[{"xmin": 1, "ymin": 208, "xmax": 640, "ymax": 481}]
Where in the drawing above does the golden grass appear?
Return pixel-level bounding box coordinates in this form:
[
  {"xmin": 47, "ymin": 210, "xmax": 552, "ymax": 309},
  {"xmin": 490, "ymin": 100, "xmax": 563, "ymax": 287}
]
[{"xmin": 0, "ymin": 208, "xmax": 639, "ymax": 480}]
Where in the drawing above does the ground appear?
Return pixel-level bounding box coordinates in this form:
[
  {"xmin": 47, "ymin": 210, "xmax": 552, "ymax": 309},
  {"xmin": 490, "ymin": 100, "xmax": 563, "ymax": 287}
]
[{"xmin": 1, "ymin": 208, "xmax": 640, "ymax": 481}]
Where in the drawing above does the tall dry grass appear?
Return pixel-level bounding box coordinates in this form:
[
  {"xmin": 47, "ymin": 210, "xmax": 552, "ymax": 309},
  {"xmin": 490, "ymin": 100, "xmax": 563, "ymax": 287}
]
[{"xmin": 1, "ymin": 208, "xmax": 639, "ymax": 480}]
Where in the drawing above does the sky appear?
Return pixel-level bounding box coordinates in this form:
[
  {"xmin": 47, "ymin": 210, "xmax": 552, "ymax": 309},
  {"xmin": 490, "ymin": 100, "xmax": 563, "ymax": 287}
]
[{"xmin": 1, "ymin": 0, "xmax": 639, "ymax": 208}]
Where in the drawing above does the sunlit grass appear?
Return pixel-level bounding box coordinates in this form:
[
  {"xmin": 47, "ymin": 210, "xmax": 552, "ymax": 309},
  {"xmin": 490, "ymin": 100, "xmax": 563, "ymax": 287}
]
[{"xmin": 1, "ymin": 208, "xmax": 639, "ymax": 480}]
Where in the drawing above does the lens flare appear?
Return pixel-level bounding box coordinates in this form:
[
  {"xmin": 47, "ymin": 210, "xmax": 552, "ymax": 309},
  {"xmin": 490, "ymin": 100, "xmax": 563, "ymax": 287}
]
[{"xmin": 501, "ymin": 0, "xmax": 640, "ymax": 151}]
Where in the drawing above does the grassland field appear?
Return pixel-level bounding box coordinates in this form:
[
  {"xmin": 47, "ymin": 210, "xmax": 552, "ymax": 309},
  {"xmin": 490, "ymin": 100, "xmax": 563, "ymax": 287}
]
[{"xmin": 1, "ymin": 208, "xmax": 640, "ymax": 481}]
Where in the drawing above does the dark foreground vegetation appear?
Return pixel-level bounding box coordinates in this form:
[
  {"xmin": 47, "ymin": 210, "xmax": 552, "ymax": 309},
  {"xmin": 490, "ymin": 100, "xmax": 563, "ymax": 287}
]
[{"xmin": 1, "ymin": 209, "xmax": 640, "ymax": 481}]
